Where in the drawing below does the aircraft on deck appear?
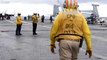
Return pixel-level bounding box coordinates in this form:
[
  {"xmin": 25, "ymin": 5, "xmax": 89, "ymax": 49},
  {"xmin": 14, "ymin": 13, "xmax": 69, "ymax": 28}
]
[
  {"xmin": 53, "ymin": 1, "xmax": 107, "ymax": 26},
  {"xmin": 0, "ymin": 13, "xmax": 14, "ymax": 20}
]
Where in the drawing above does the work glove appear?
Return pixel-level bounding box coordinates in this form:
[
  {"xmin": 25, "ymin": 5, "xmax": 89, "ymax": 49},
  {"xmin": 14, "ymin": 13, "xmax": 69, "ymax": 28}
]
[
  {"xmin": 85, "ymin": 49, "xmax": 92, "ymax": 58},
  {"xmin": 50, "ymin": 44, "xmax": 56, "ymax": 54}
]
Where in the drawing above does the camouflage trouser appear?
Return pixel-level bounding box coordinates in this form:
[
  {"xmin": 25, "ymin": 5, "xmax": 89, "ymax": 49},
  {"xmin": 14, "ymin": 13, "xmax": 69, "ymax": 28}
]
[{"xmin": 59, "ymin": 40, "xmax": 80, "ymax": 60}]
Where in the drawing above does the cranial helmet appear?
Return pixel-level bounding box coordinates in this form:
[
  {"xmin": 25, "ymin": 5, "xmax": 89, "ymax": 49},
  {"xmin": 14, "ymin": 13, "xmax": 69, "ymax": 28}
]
[
  {"xmin": 18, "ymin": 13, "xmax": 21, "ymax": 16},
  {"xmin": 63, "ymin": 0, "xmax": 78, "ymax": 9}
]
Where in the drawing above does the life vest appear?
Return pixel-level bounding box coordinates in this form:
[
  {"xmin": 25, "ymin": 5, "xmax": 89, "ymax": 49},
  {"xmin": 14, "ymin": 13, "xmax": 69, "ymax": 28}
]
[
  {"xmin": 55, "ymin": 10, "xmax": 84, "ymax": 40},
  {"xmin": 32, "ymin": 15, "xmax": 38, "ymax": 23},
  {"xmin": 16, "ymin": 16, "xmax": 22, "ymax": 24}
]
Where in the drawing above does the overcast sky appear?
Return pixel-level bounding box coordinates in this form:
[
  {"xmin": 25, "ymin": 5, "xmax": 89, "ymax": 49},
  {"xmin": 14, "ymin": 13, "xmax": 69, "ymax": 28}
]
[
  {"xmin": 1, "ymin": 0, "xmax": 107, "ymax": 4},
  {"xmin": 0, "ymin": 0, "xmax": 107, "ymax": 17}
]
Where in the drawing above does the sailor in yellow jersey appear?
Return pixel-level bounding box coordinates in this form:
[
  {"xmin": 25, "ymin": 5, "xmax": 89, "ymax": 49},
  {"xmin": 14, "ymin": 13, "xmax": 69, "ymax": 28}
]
[
  {"xmin": 50, "ymin": 0, "xmax": 92, "ymax": 60},
  {"xmin": 16, "ymin": 13, "xmax": 22, "ymax": 35},
  {"xmin": 32, "ymin": 13, "xmax": 38, "ymax": 35}
]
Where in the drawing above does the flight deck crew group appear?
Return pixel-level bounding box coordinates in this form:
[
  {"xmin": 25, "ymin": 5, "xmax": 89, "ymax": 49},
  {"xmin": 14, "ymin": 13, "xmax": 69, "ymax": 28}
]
[
  {"xmin": 15, "ymin": 13, "xmax": 39, "ymax": 36},
  {"xmin": 15, "ymin": 0, "xmax": 92, "ymax": 60}
]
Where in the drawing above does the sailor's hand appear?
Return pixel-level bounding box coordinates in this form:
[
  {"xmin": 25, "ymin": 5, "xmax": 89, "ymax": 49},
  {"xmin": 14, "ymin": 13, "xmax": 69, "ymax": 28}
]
[
  {"xmin": 85, "ymin": 49, "xmax": 92, "ymax": 58},
  {"xmin": 50, "ymin": 44, "xmax": 56, "ymax": 54}
]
